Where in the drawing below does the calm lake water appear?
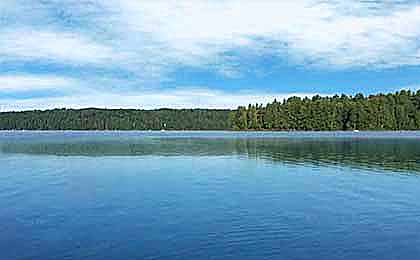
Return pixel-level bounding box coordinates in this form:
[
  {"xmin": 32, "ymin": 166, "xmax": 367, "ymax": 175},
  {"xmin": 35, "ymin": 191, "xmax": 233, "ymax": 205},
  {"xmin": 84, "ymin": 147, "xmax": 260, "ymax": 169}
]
[{"xmin": 1, "ymin": 131, "xmax": 420, "ymax": 260}]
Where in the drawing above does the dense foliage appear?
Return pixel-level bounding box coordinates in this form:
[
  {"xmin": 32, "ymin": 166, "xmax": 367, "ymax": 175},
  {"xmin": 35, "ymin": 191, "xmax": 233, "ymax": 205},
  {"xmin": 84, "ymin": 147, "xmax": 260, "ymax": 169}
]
[
  {"xmin": 0, "ymin": 108, "xmax": 231, "ymax": 130},
  {"xmin": 231, "ymin": 90, "xmax": 420, "ymax": 130},
  {"xmin": 1, "ymin": 90, "xmax": 420, "ymax": 131}
]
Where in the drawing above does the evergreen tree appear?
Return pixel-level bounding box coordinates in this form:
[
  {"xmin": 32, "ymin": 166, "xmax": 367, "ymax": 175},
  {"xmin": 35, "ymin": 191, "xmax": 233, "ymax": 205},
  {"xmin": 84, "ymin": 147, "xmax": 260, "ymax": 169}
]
[{"xmin": 1, "ymin": 90, "xmax": 420, "ymax": 131}]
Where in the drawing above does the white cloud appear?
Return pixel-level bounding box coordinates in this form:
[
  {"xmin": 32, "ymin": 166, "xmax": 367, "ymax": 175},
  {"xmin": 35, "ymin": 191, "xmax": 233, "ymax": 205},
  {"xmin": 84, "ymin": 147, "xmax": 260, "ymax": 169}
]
[
  {"xmin": 1, "ymin": 0, "xmax": 420, "ymax": 110},
  {"xmin": 0, "ymin": 88, "xmax": 325, "ymax": 111},
  {"xmin": 2, "ymin": 0, "xmax": 420, "ymax": 78},
  {"xmin": 0, "ymin": 29, "xmax": 120, "ymax": 64},
  {"xmin": 105, "ymin": 0, "xmax": 420, "ymax": 70},
  {"xmin": 0, "ymin": 75, "xmax": 78, "ymax": 92}
]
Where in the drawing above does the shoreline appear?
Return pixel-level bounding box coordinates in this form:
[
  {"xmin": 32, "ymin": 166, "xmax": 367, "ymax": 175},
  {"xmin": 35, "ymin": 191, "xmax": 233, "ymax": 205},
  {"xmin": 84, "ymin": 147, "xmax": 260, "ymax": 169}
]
[{"xmin": 1, "ymin": 129, "xmax": 420, "ymax": 133}]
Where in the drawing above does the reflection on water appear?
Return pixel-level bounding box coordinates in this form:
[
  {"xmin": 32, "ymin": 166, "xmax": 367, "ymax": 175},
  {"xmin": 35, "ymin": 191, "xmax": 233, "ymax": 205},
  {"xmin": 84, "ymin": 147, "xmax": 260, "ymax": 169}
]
[
  {"xmin": 1, "ymin": 131, "xmax": 420, "ymax": 173},
  {"xmin": 2, "ymin": 131, "xmax": 420, "ymax": 260}
]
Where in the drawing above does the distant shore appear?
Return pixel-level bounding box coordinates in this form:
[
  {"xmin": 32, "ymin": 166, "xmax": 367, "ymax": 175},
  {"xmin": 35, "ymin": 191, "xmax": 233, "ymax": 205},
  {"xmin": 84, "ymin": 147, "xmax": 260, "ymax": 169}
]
[{"xmin": 1, "ymin": 90, "xmax": 420, "ymax": 131}]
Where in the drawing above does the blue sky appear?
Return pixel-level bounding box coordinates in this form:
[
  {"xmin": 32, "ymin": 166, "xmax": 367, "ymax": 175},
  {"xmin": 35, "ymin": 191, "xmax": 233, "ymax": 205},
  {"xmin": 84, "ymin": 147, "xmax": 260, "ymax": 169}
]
[{"xmin": 1, "ymin": 0, "xmax": 420, "ymax": 110}]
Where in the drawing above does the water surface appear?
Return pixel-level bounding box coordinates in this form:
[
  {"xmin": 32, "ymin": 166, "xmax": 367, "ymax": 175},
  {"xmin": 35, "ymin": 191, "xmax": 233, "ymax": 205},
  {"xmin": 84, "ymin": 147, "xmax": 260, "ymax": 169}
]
[{"xmin": 1, "ymin": 131, "xmax": 420, "ymax": 259}]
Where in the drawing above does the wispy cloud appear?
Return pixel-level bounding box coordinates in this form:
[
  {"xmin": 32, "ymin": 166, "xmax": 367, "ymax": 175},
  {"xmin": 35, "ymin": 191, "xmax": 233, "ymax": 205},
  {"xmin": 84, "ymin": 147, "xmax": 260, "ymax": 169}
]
[
  {"xmin": 0, "ymin": 75, "xmax": 78, "ymax": 92},
  {"xmin": 1, "ymin": 1, "xmax": 420, "ymax": 110},
  {"xmin": 4, "ymin": 1, "xmax": 420, "ymax": 72},
  {"xmin": 0, "ymin": 87, "xmax": 325, "ymax": 111},
  {"xmin": 0, "ymin": 29, "xmax": 120, "ymax": 64},
  {"xmin": 105, "ymin": 0, "xmax": 420, "ymax": 71}
]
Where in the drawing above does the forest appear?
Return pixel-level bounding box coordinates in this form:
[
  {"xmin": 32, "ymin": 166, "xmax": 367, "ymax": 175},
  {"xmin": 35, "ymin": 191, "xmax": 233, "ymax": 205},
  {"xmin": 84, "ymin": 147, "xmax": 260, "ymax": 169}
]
[
  {"xmin": 1, "ymin": 90, "xmax": 420, "ymax": 131},
  {"xmin": 231, "ymin": 90, "xmax": 420, "ymax": 130},
  {"xmin": 0, "ymin": 108, "xmax": 231, "ymax": 130}
]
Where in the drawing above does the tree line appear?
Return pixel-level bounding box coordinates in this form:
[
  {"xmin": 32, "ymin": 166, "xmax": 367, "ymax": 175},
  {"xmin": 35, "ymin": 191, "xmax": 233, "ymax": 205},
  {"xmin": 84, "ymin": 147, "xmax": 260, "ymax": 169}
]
[
  {"xmin": 1, "ymin": 90, "xmax": 420, "ymax": 131},
  {"xmin": 231, "ymin": 90, "xmax": 420, "ymax": 130},
  {"xmin": 0, "ymin": 108, "xmax": 231, "ymax": 130}
]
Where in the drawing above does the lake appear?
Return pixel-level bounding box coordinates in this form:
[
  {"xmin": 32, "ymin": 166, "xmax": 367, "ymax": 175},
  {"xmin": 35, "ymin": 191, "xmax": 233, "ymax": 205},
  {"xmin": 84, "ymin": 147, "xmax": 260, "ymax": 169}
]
[{"xmin": 1, "ymin": 131, "xmax": 420, "ymax": 260}]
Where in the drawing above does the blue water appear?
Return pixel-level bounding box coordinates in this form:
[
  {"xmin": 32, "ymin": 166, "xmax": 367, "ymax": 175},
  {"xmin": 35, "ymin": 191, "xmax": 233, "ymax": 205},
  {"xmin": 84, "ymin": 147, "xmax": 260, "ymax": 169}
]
[{"xmin": 1, "ymin": 131, "xmax": 420, "ymax": 259}]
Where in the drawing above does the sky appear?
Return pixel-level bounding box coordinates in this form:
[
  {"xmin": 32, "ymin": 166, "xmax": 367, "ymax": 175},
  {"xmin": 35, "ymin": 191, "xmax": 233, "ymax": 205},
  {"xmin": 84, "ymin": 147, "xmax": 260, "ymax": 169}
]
[{"xmin": 1, "ymin": 0, "xmax": 420, "ymax": 111}]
